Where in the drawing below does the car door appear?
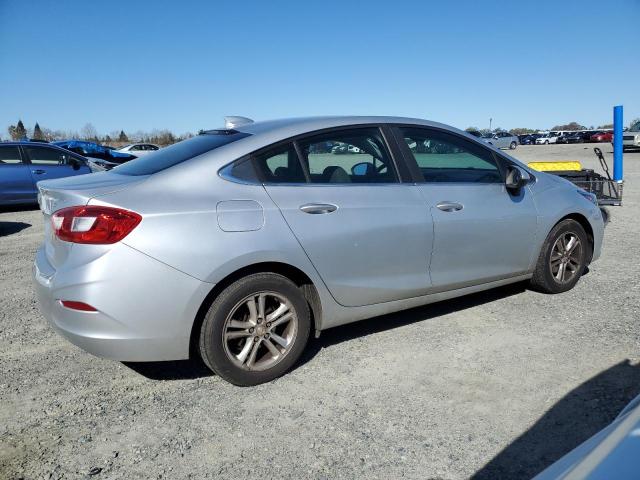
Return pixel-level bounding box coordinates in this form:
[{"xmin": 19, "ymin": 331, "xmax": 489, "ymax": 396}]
[
  {"xmin": 257, "ymin": 126, "xmax": 433, "ymax": 307},
  {"xmin": 498, "ymin": 132, "xmax": 511, "ymax": 148},
  {"xmin": 0, "ymin": 145, "xmax": 37, "ymax": 204},
  {"xmin": 23, "ymin": 145, "xmax": 91, "ymax": 184},
  {"xmin": 394, "ymin": 126, "xmax": 538, "ymax": 290}
]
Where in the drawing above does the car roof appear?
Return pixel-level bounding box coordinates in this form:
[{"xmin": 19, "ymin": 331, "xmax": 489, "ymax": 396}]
[{"xmin": 232, "ymin": 115, "xmax": 461, "ymax": 141}]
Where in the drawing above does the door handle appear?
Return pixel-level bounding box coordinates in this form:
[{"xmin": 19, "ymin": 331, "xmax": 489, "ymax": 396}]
[
  {"xmin": 436, "ymin": 201, "xmax": 463, "ymax": 212},
  {"xmin": 32, "ymin": 169, "xmax": 46, "ymax": 175},
  {"xmin": 299, "ymin": 203, "xmax": 338, "ymax": 214}
]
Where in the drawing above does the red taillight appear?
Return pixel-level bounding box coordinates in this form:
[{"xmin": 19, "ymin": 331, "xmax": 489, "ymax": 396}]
[
  {"xmin": 60, "ymin": 300, "xmax": 98, "ymax": 312},
  {"xmin": 51, "ymin": 206, "xmax": 142, "ymax": 244}
]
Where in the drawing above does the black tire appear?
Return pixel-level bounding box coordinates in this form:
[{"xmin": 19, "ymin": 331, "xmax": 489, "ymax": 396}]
[
  {"xmin": 530, "ymin": 219, "xmax": 589, "ymax": 294},
  {"xmin": 509, "ymin": 141, "xmax": 517, "ymax": 150},
  {"xmin": 199, "ymin": 273, "xmax": 311, "ymax": 386},
  {"xmin": 544, "ymin": 140, "xmax": 549, "ymax": 145}
]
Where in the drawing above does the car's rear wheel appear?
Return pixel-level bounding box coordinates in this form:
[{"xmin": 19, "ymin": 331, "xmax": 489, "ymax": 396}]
[
  {"xmin": 530, "ymin": 219, "xmax": 589, "ymax": 294},
  {"xmin": 199, "ymin": 273, "xmax": 311, "ymax": 386},
  {"xmin": 509, "ymin": 141, "xmax": 517, "ymax": 149}
]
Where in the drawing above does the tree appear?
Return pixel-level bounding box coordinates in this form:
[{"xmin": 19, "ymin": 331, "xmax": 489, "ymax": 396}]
[
  {"xmin": 551, "ymin": 122, "xmax": 585, "ymax": 131},
  {"xmin": 33, "ymin": 122, "xmax": 44, "ymax": 140},
  {"xmin": 81, "ymin": 123, "xmax": 98, "ymax": 141},
  {"xmin": 8, "ymin": 119, "xmax": 27, "ymax": 140},
  {"xmin": 509, "ymin": 127, "xmax": 537, "ymax": 136},
  {"xmin": 465, "ymin": 127, "xmax": 480, "ymax": 132},
  {"xmin": 118, "ymin": 130, "xmax": 128, "ymax": 142},
  {"xmin": 597, "ymin": 123, "xmax": 613, "ymax": 129}
]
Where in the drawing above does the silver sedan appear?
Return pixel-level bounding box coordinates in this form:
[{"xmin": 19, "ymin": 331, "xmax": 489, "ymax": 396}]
[
  {"xmin": 481, "ymin": 131, "xmax": 520, "ymax": 149},
  {"xmin": 33, "ymin": 116, "xmax": 604, "ymax": 386}
]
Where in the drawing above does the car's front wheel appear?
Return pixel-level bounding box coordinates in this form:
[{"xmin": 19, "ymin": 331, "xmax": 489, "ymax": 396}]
[
  {"xmin": 509, "ymin": 141, "xmax": 517, "ymax": 149},
  {"xmin": 530, "ymin": 219, "xmax": 589, "ymax": 294},
  {"xmin": 199, "ymin": 273, "xmax": 311, "ymax": 386}
]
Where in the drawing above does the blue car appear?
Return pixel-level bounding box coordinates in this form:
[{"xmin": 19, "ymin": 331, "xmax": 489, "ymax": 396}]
[
  {"xmin": 52, "ymin": 140, "xmax": 136, "ymax": 164},
  {"xmin": 0, "ymin": 142, "xmax": 92, "ymax": 206}
]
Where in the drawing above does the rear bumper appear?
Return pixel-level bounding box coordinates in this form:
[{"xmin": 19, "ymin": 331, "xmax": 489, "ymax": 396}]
[{"xmin": 33, "ymin": 244, "xmax": 212, "ymax": 362}]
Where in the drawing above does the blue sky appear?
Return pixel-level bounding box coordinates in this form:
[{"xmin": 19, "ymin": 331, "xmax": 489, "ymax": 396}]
[{"xmin": 0, "ymin": 0, "xmax": 638, "ymax": 137}]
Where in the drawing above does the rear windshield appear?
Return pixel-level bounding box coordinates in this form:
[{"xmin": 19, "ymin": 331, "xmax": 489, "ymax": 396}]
[{"xmin": 113, "ymin": 131, "xmax": 250, "ymax": 176}]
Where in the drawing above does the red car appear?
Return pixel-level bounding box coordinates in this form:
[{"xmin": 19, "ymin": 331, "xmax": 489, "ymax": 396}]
[{"xmin": 590, "ymin": 131, "xmax": 613, "ymax": 142}]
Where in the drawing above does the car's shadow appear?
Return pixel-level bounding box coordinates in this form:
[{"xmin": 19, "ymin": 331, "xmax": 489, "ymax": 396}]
[
  {"xmin": 299, "ymin": 282, "xmax": 527, "ymax": 365},
  {"xmin": 0, "ymin": 205, "xmax": 38, "ymax": 237},
  {"xmin": 124, "ymin": 282, "xmax": 527, "ymax": 380},
  {"xmin": 0, "ymin": 221, "xmax": 31, "ymax": 237},
  {"xmin": 473, "ymin": 359, "xmax": 640, "ymax": 479}
]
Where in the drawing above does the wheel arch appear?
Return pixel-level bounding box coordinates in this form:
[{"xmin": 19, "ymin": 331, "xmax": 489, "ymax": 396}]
[
  {"xmin": 189, "ymin": 261, "xmax": 322, "ymax": 359},
  {"xmin": 555, "ymin": 213, "xmax": 595, "ymax": 263}
]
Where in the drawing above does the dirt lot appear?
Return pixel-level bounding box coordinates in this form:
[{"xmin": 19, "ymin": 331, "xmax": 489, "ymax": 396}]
[{"xmin": 1, "ymin": 144, "xmax": 639, "ymax": 479}]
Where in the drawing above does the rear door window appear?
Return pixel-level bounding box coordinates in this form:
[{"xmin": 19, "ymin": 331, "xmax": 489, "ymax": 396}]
[
  {"xmin": 24, "ymin": 146, "xmax": 67, "ymax": 165},
  {"xmin": 297, "ymin": 128, "xmax": 398, "ymax": 184}
]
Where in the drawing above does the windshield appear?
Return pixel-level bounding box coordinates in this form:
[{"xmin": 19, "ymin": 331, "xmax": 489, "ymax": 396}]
[{"xmin": 113, "ymin": 131, "xmax": 251, "ymax": 176}]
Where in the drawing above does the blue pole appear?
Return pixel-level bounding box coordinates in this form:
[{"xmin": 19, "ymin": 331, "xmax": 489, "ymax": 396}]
[{"xmin": 613, "ymin": 105, "xmax": 623, "ymax": 182}]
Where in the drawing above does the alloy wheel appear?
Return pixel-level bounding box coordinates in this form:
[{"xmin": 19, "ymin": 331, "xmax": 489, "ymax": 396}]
[
  {"xmin": 549, "ymin": 232, "xmax": 582, "ymax": 284},
  {"xmin": 222, "ymin": 291, "xmax": 298, "ymax": 371}
]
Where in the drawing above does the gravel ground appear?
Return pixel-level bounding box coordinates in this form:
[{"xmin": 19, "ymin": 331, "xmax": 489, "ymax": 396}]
[{"xmin": 1, "ymin": 144, "xmax": 639, "ymax": 480}]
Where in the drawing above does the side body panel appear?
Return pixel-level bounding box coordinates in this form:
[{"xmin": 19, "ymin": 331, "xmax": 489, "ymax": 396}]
[
  {"xmin": 29, "ymin": 163, "xmax": 91, "ymax": 184},
  {"xmin": 418, "ymin": 183, "xmax": 539, "ymax": 289},
  {"xmin": 264, "ymin": 184, "xmax": 433, "ymax": 307},
  {"xmin": 0, "ymin": 164, "xmax": 36, "ymax": 204}
]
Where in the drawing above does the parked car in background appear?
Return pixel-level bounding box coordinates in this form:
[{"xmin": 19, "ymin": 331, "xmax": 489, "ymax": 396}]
[
  {"xmin": 536, "ymin": 132, "xmax": 562, "ymax": 144},
  {"xmin": 556, "ymin": 133, "xmax": 573, "ymax": 144},
  {"xmin": 518, "ymin": 134, "xmax": 542, "ymax": 145},
  {"xmin": 481, "ymin": 131, "xmax": 519, "ymax": 149},
  {"xmin": 0, "ymin": 142, "xmax": 92, "ymax": 205},
  {"xmin": 466, "ymin": 130, "xmax": 483, "ymax": 138},
  {"xmin": 623, "ymin": 120, "xmax": 640, "ymax": 151},
  {"xmin": 53, "ymin": 140, "xmax": 137, "ymax": 163},
  {"xmin": 33, "ymin": 115, "xmax": 604, "ymax": 386},
  {"xmin": 561, "ymin": 132, "xmax": 585, "ymax": 143},
  {"xmin": 590, "ymin": 131, "xmax": 613, "ymax": 143},
  {"xmin": 116, "ymin": 143, "xmax": 160, "ymax": 156}
]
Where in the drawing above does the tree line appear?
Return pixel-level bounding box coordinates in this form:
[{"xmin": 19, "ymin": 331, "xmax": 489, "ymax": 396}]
[
  {"xmin": 5, "ymin": 120, "xmax": 193, "ymax": 146},
  {"xmin": 6, "ymin": 118, "xmax": 636, "ymax": 145}
]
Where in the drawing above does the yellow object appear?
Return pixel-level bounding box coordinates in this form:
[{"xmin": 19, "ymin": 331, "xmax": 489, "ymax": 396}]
[{"xmin": 527, "ymin": 161, "xmax": 583, "ymax": 172}]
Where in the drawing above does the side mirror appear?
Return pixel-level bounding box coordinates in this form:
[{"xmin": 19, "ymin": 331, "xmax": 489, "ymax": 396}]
[
  {"xmin": 505, "ymin": 165, "xmax": 531, "ymax": 191},
  {"xmin": 67, "ymin": 156, "xmax": 81, "ymax": 170},
  {"xmin": 351, "ymin": 162, "xmax": 371, "ymax": 176},
  {"xmin": 493, "ymin": 134, "xmax": 499, "ymax": 139}
]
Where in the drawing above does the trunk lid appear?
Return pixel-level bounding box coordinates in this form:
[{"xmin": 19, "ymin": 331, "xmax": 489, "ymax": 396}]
[{"xmin": 37, "ymin": 172, "xmax": 147, "ymax": 269}]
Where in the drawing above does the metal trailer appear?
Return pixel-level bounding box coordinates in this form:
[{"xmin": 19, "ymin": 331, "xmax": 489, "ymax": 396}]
[{"xmin": 552, "ymin": 147, "xmax": 623, "ymax": 207}]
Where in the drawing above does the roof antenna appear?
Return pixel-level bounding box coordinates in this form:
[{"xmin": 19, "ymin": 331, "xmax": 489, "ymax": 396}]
[{"xmin": 224, "ymin": 116, "xmax": 254, "ymax": 129}]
